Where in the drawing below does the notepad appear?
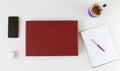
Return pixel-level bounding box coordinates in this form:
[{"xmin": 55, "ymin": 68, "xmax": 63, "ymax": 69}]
[
  {"xmin": 26, "ymin": 21, "xmax": 78, "ymax": 56},
  {"xmin": 81, "ymin": 25, "xmax": 119, "ymax": 68}
]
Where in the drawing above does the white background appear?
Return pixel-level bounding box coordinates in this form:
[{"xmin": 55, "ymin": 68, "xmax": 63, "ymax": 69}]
[{"xmin": 0, "ymin": 0, "xmax": 120, "ymax": 71}]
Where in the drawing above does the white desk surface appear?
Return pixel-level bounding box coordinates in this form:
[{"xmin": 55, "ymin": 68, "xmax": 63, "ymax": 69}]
[{"xmin": 0, "ymin": 0, "xmax": 120, "ymax": 71}]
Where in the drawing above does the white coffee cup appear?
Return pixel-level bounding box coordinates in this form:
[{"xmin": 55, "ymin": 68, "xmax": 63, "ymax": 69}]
[{"xmin": 88, "ymin": 3, "xmax": 104, "ymax": 17}]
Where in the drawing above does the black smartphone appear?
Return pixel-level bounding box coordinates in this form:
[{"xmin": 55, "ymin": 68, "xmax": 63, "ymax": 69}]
[{"xmin": 8, "ymin": 16, "xmax": 19, "ymax": 38}]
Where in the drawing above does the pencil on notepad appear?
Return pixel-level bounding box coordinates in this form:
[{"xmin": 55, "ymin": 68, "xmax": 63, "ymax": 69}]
[{"xmin": 91, "ymin": 39, "xmax": 105, "ymax": 52}]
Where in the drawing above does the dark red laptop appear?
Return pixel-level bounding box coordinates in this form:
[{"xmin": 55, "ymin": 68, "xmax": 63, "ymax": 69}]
[{"xmin": 26, "ymin": 21, "xmax": 78, "ymax": 56}]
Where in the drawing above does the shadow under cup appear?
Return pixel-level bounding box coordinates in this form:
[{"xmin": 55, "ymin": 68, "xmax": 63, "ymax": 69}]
[{"xmin": 88, "ymin": 8, "xmax": 96, "ymax": 17}]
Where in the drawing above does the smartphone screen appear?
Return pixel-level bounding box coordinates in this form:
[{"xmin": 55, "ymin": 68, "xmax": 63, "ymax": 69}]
[{"xmin": 8, "ymin": 16, "xmax": 19, "ymax": 38}]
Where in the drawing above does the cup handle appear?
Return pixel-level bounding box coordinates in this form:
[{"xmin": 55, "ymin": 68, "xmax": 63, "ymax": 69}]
[{"xmin": 103, "ymin": 4, "xmax": 107, "ymax": 8}]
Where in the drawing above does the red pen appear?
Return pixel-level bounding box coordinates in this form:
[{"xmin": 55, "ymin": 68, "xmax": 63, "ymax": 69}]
[{"xmin": 91, "ymin": 39, "xmax": 105, "ymax": 52}]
